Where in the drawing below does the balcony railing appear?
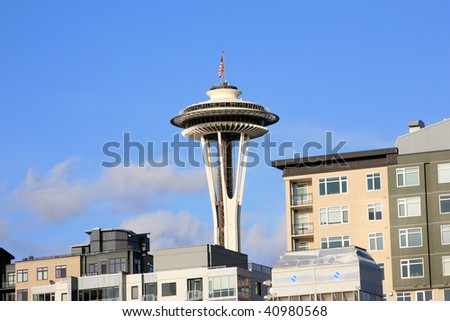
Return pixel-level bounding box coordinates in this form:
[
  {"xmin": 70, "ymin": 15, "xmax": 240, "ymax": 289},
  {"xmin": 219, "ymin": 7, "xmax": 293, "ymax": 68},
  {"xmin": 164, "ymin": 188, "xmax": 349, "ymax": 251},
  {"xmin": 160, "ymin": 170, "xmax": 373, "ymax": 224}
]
[
  {"xmin": 186, "ymin": 290, "xmax": 202, "ymax": 301},
  {"xmin": 291, "ymin": 194, "xmax": 313, "ymax": 206},
  {"xmin": 1, "ymin": 281, "xmax": 15, "ymax": 289},
  {"xmin": 142, "ymin": 294, "xmax": 157, "ymax": 301},
  {"xmin": 292, "ymin": 223, "xmax": 314, "ymax": 236}
]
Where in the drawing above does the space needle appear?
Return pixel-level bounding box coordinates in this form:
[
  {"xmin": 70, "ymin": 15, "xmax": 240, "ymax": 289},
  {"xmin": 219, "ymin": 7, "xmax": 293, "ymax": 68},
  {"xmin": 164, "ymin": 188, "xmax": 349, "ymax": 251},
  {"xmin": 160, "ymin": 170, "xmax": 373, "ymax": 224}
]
[{"xmin": 171, "ymin": 53, "xmax": 279, "ymax": 252}]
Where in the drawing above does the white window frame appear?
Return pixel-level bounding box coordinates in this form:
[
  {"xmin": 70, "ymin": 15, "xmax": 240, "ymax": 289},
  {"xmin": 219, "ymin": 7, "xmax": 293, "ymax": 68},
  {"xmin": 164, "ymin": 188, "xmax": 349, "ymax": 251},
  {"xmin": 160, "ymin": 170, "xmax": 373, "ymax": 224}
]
[
  {"xmin": 319, "ymin": 206, "xmax": 349, "ymax": 225},
  {"xmin": 438, "ymin": 163, "xmax": 450, "ymax": 184},
  {"xmin": 399, "ymin": 228, "xmax": 423, "ymax": 248},
  {"xmin": 397, "ymin": 292, "xmax": 412, "ymax": 301},
  {"xmin": 443, "ymin": 256, "xmax": 450, "ymax": 276},
  {"xmin": 396, "ymin": 167, "xmax": 420, "ymax": 187},
  {"xmin": 366, "ymin": 172, "xmax": 381, "ymax": 191},
  {"xmin": 441, "ymin": 225, "xmax": 450, "ymax": 245},
  {"xmin": 416, "ymin": 290, "xmax": 433, "ymax": 301},
  {"xmin": 368, "ymin": 232, "xmax": 384, "ymax": 251},
  {"xmin": 398, "ymin": 197, "xmax": 421, "ymax": 218},
  {"xmin": 318, "ymin": 176, "xmax": 348, "ymax": 196},
  {"xmin": 37, "ymin": 267, "xmax": 48, "ymax": 281},
  {"xmin": 320, "ymin": 235, "xmax": 350, "ymax": 249},
  {"xmin": 367, "ymin": 203, "xmax": 382, "ymax": 221},
  {"xmin": 400, "ymin": 258, "xmax": 424, "ymax": 279},
  {"xmin": 440, "ymin": 195, "xmax": 450, "ymax": 214}
]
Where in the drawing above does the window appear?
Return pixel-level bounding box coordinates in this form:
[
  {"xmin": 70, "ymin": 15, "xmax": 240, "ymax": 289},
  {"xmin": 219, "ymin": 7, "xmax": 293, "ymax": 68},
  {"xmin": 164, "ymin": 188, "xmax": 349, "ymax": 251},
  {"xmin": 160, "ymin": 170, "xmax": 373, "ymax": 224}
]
[
  {"xmin": 109, "ymin": 258, "xmax": 127, "ymax": 273},
  {"xmin": 61, "ymin": 293, "xmax": 68, "ymax": 301},
  {"xmin": 378, "ymin": 263, "xmax": 385, "ymax": 281},
  {"xmin": 440, "ymin": 195, "xmax": 450, "ymax": 214},
  {"xmin": 162, "ymin": 282, "xmax": 177, "ymax": 297},
  {"xmin": 33, "ymin": 293, "xmax": 55, "ymax": 301},
  {"xmin": 368, "ymin": 203, "xmax": 382, "ymax": 221},
  {"xmin": 319, "ymin": 176, "xmax": 347, "ymax": 195},
  {"xmin": 398, "ymin": 197, "xmax": 421, "ymax": 217},
  {"xmin": 369, "ymin": 232, "xmax": 384, "ymax": 251},
  {"xmin": 208, "ymin": 275, "xmax": 237, "ymax": 298},
  {"xmin": 7, "ymin": 272, "xmax": 15, "ymax": 286},
  {"xmin": 238, "ymin": 275, "xmax": 251, "ymax": 300},
  {"xmin": 144, "ymin": 282, "xmax": 157, "ymax": 301},
  {"xmin": 101, "ymin": 261, "xmax": 107, "ymax": 274},
  {"xmin": 401, "ymin": 258, "xmax": 424, "ymax": 279},
  {"xmin": 17, "ymin": 269, "xmax": 28, "ymax": 283},
  {"xmin": 292, "ymin": 182, "xmax": 311, "ymax": 205},
  {"xmin": 443, "ymin": 256, "xmax": 450, "ymax": 276},
  {"xmin": 88, "ymin": 263, "xmax": 98, "ymax": 276},
  {"xmin": 445, "ymin": 289, "xmax": 450, "ymax": 301},
  {"xmin": 294, "ymin": 240, "xmax": 310, "ymax": 251},
  {"xmin": 438, "ymin": 163, "xmax": 450, "ymax": 184},
  {"xmin": 399, "ymin": 228, "xmax": 422, "ymax": 248},
  {"xmin": 255, "ymin": 282, "xmax": 262, "ymax": 296},
  {"xmin": 416, "ymin": 290, "xmax": 433, "ymax": 301},
  {"xmin": 320, "ymin": 206, "xmax": 349, "ymax": 225},
  {"xmin": 37, "ymin": 267, "xmax": 48, "ymax": 280},
  {"xmin": 441, "ymin": 225, "xmax": 450, "ymax": 245},
  {"xmin": 55, "ymin": 265, "xmax": 67, "ymax": 278},
  {"xmin": 320, "ymin": 235, "xmax": 350, "ymax": 249},
  {"xmin": 397, "ymin": 292, "xmax": 411, "ymax": 301},
  {"xmin": 17, "ymin": 289, "xmax": 28, "ymax": 301},
  {"xmin": 367, "ymin": 173, "xmax": 381, "ymax": 191},
  {"xmin": 397, "ymin": 167, "xmax": 419, "ymax": 187},
  {"xmin": 131, "ymin": 286, "xmax": 139, "ymax": 300}
]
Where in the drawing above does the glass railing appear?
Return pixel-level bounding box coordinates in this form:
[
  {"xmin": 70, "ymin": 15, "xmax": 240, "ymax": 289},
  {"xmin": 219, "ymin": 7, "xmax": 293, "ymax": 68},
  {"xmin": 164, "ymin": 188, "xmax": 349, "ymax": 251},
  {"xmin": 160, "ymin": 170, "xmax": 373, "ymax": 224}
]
[
  {"xmin": 292, "ymin": 223, "xmax": 314, "ymax": 235},
  {"xmin": 291, "ymin": 194, "xmax": 313, "ymax": 206},
  {"xmin": 186, "ymin": 290, "xmax": 202, "ymax": 301}
]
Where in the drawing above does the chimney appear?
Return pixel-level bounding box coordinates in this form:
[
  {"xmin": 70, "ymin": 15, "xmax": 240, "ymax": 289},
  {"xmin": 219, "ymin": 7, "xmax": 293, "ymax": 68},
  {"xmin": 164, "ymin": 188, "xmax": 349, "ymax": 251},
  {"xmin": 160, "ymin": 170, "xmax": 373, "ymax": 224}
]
[{"xmin": 408, "ymin": 120, "xmax": 425, "ymax": 133}]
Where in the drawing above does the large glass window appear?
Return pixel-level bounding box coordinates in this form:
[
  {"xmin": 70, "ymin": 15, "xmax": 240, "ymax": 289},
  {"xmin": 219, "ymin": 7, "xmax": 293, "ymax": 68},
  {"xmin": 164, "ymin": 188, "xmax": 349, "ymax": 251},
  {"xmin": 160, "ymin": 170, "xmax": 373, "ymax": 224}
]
[
  {"xmin": 443, "ymin": 256, "xmax": 450, "ymax": 276},
  {"xmin": 17, "ymin": 289, "xmax": 28, "ymax": 301},
  {"xmin": 441, "ymin": 225, "xmax": 450, "ymax": 245},
  {"xmin": 440, "ymin": 195, "xmax": 450, "ymax": 214},
  {"xmin": 416, "ymin": 291, "xmax": 433, "ymax": 301},
  {"xmin": 398, "ymin": 197, "xmax": 421, "ymax": 217},
  {"xmin": 131, "ymin": 286, "xmax": 139, "ymax": 300},
  {"xmin": 17, "ymin": 269, "xmax": 28, "ymax": 283},
  {"xmin": 320, "ymin": 235, "xmax": 350, "ymax": 249},
  {"xmin": 397, "ymin": 167, "xmax": 419, "ymax": 187},
  {"xmin": 368, "ymin": 203, "xmax": 382, "ymax": 221},
  {"xmin": 320, "ymin": 206, "xmax": 349, "ymax": 225},
  {"xmin": 208, "ymin": 275, "xmax": 237, "ymax": 299},
  {"xmin": 143, "ymin": 282, "xmax": 157, "ymax": 301},
  {"xmin": 438, "ymin": 163, "xmax": 450, "ymax": 184},
  {"xmin": 56, "ymin": 265, "xmax": 67, "ymax": 278},
  {"xmin": 397, "ymin": 292, "xmax": 411, "ymax": 301},
  {"xmin": 369, "ymin": 232, "xmax": 384, "ymax": 251},
  {"xmin": 109, "ymin": 258, "xmax": 127, "ymax": 273},
  {"xmin": 7, "ymin": 272, "xmax": 15, "ymax": 286},
  {"xmin": 37, "ymin": 267, "xmax": 48, "ymax": 281},
  {"xmin": 319, "ymin": 176, "xmax": 347, "ymax": 195},
  {"xmin": 161, "ymin": 282, "xmax": 177, "ymax": 297},
  {"xmin": 399, "ymin": 228, "xmax": 422, "ymax": 248},
  {"xmin": 367, "ymin": 173, "xmax": 381, "ymax": 191},
  {"xmin": 401, "ymin": 258, "xmax": 424, "ymax": 279}
]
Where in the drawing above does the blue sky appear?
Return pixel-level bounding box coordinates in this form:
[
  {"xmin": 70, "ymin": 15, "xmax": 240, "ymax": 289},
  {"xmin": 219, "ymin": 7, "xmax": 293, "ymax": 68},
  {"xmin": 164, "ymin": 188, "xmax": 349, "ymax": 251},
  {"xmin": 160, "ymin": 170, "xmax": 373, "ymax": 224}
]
[{"xmin": 1, "ymin": 0, "xmax": 449, "ymax": 266}]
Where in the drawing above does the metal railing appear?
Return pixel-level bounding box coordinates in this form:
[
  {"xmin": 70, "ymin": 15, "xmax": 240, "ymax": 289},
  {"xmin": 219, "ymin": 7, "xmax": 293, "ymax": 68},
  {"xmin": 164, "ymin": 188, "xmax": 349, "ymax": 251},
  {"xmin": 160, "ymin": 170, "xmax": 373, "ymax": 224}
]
[
  {"xmin": 186, "ymin": 290, "xmax": 202, "ymax": 301},
  {"xmin": 292, "ymin": 223, "xmax": 314, "ymax": 236},
  {"xmin": 291, "ymin": 194, "xmax": 313, "ymax": 206}
]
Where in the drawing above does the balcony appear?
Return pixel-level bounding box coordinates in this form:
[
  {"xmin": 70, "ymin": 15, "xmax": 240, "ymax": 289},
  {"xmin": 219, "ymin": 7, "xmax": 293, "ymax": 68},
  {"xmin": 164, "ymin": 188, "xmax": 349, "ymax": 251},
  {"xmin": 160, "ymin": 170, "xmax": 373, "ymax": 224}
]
[
  {"xmin": 291, "ymin": 194, "xmax": 313, "ymax": 206},
  {"xmin": 1, "ymin": 281, "xmax": 15, "ymax": 289},
  {"xmin": 186, "ymin": 290, "xmax": 202, "ymax": 301},
  {"xmin": 291, "ymin": 223, "xmax": 314, "ymax": 236},
  {"xmin": 142, "ymin": 294, "xmax": 157, "ymax": 301}
]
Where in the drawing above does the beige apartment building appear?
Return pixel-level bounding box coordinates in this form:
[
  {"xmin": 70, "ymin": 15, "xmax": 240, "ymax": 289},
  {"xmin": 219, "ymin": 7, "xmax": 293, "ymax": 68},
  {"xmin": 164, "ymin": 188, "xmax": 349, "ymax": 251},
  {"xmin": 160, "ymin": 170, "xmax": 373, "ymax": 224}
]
[
  {"xmin": 14, "ymin": 255, "xmax": 81, "ymax": 301},
  {"xmin": 273, "ymin": 148, "xmax": 398, "ymax": 300}
]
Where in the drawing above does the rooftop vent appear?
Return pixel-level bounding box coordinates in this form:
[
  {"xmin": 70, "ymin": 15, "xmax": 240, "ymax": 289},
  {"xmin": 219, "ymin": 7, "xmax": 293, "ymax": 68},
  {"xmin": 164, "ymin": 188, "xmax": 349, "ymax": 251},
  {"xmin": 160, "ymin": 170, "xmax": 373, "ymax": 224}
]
[{"xmin": 408, "ymin": 120, "xmax": 425, "ymax": 133}]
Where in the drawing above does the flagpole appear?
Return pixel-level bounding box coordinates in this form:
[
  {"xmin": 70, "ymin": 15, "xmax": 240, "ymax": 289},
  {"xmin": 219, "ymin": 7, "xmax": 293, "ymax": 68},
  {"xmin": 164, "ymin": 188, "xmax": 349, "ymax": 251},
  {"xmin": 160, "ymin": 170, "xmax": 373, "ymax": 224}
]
[{"xmin": 222, "ymin": 51, "xmax": 226, "ymax": 85}]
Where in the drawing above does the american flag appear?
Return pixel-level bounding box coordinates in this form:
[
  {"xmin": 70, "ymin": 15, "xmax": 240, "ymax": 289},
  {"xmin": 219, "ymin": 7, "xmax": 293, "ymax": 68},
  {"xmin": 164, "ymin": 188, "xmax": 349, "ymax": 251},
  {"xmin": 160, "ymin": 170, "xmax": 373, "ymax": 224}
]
[{"xmin": 218, "ymin": 54, "xmax": 224, "ymax": 78}]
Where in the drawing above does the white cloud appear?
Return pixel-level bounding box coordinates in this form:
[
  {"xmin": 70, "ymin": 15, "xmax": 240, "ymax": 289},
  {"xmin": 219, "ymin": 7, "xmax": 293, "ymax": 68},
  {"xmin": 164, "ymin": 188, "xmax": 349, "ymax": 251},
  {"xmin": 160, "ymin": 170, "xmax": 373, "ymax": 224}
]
[
  {"xmin": 120, "ymin": 210, "xmax": 211, "ymax": 250},
  {"xmin": 11, "ymin": 158, "xmax": 206, "ymax": 222},
  {"xmin": 241, "ymin": 217, "xmax": 286, "ymax": 267}
]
